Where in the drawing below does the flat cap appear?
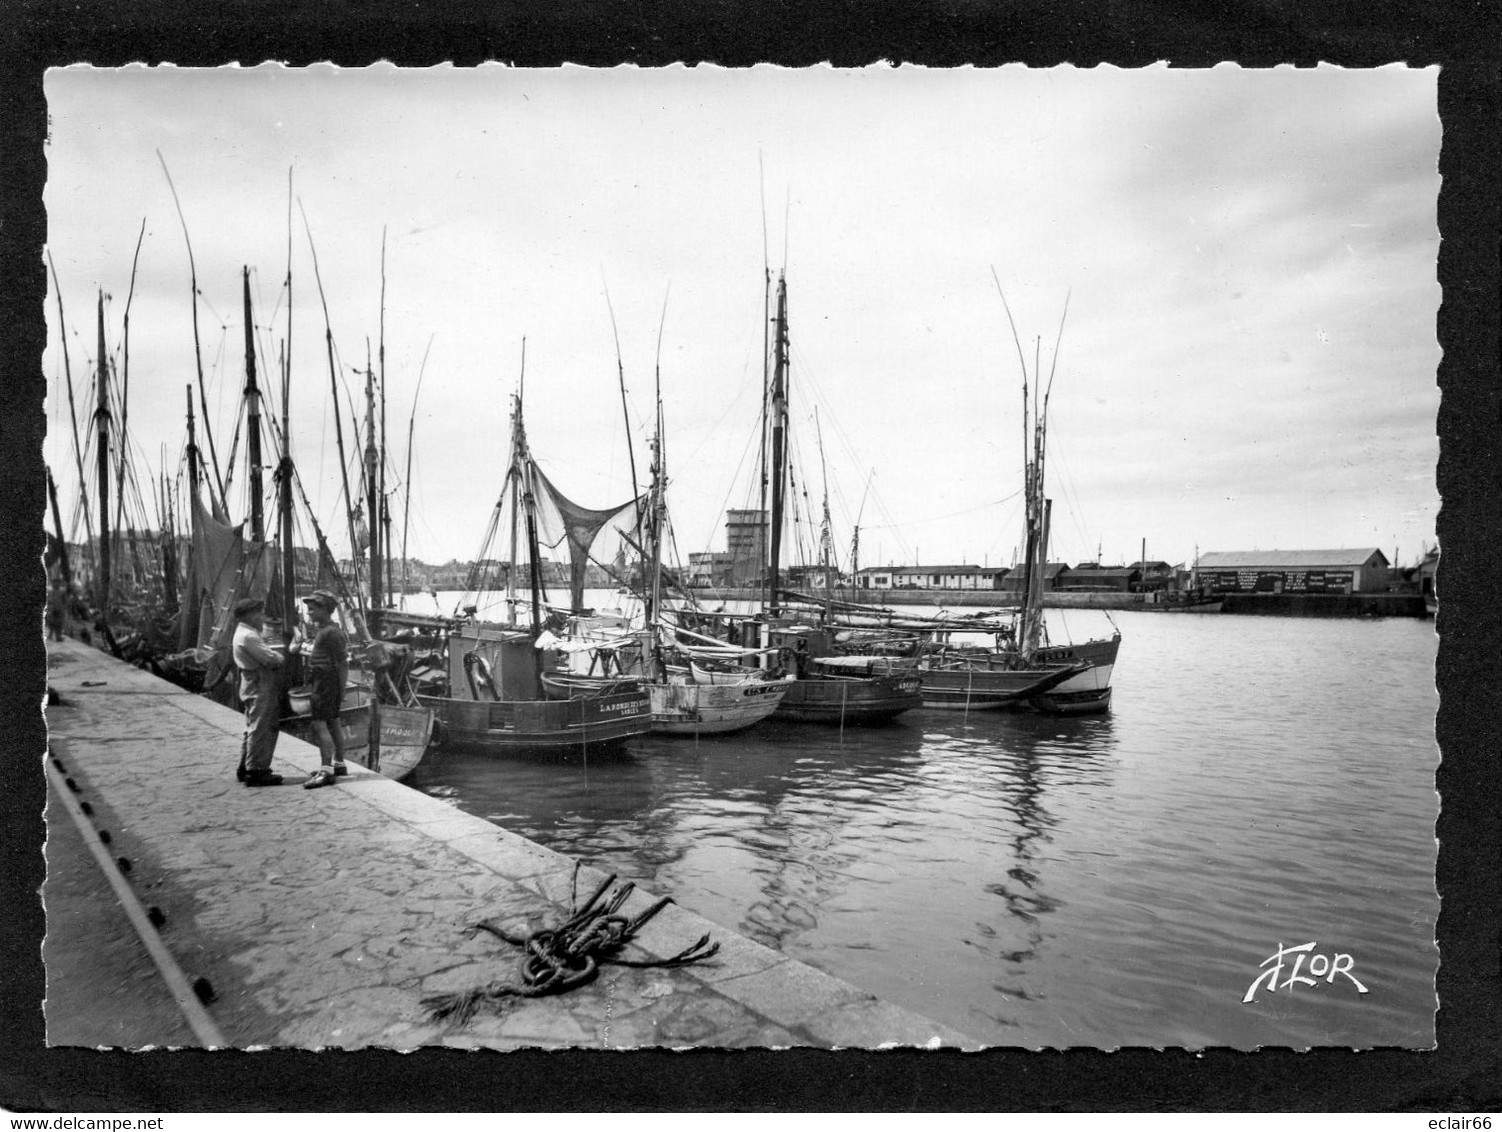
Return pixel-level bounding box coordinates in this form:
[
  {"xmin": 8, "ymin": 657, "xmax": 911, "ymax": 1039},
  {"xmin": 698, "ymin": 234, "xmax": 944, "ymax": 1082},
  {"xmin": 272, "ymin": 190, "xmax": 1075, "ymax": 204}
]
[
  {"xmin": 232, "ymin": 597, "xmax": 265, "ymax": 619},
  {"xmin": 301, "ymin": 589, "xmax": 340, "ymax": 608}
]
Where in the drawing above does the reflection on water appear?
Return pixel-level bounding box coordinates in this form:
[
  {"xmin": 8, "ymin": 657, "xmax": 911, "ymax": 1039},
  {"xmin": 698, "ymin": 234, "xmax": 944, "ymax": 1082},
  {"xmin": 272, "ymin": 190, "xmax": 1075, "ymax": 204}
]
[{"xmin": 414, "ymin": 611, "xmax": 1438, "ymax": 1049}]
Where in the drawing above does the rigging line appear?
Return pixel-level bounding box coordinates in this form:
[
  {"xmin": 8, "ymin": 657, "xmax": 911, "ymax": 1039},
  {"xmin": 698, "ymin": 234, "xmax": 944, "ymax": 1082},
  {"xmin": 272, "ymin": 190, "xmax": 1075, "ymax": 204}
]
[
  {"xmin": 675, "ymin": 328, "xmax": 762, "ymax": 477},
  {"xmin": 703, "ymin": 404, "xmax": 764, "ymax": 555},
  {"xmin": 858, "ymin": 491, "xmax": 1027, "ymax": 531},
  {"xmin": 601, "ymin": 273, "xmax": 641, "ymax": 519},
  {"xmin": 1047, "ymin": 432, "xmax": 1095, "ymax": 564},
  {"xmin": 1043, "ymin": 290, "xmax": 1071, "ymax": 408},
  {"xmin": 157, "ymin": 150, "xmax": 227, "ymax": 512}
]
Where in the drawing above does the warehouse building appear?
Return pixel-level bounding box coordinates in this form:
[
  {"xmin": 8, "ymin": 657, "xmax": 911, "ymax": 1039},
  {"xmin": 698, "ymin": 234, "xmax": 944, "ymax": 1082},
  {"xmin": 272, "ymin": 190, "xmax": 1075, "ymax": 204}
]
[
  {"xmin": 854, "ymin": 564, "xmax": 1010, "ymax": 591},
  {"xmin": 996, "ymin": 562, "xmax": 1070, "ymax": 592},
  {"xmin": 1195, "ymin": 548, "xmax": 1391, "ymax": 594},
  {"xmin": 1058, "ymin": 565, "xmax": 1141, "ymax": 592}
]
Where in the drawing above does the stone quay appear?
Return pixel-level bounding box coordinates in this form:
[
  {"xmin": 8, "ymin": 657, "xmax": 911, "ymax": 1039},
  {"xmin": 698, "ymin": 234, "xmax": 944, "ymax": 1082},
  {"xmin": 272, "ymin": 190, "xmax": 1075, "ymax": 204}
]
[{"xmin": 42, "ymin": 637, "xmax": 977, "ymax": 1051}]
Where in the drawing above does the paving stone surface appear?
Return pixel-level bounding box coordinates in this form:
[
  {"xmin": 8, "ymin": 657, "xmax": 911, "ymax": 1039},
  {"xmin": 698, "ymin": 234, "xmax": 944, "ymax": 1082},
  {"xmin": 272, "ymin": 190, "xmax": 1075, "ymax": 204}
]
[{"xmin": 43, "ymin": 639, "xmax": 979, "ymax": 1050}]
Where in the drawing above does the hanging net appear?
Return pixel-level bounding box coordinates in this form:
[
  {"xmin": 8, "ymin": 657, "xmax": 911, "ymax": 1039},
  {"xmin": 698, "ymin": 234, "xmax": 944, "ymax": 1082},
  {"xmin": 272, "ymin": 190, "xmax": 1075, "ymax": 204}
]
[{"xmin": 531, "ymin": 463, "xmax": 641, "ymax": 613}]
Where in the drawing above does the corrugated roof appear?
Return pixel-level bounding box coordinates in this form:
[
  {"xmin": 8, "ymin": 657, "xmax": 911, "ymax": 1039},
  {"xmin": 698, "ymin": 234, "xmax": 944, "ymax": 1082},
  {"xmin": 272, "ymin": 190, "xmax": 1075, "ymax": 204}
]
[{"xmin": 1197, "ymin": 548, "xmax": 1387, "ymax": 569}]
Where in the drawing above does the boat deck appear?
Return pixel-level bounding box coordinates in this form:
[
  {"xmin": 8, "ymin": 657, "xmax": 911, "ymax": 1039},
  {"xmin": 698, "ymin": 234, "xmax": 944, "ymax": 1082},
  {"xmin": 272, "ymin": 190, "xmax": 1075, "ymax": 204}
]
[{"xmin": 41, "ymin": 638, "xmax": 975, "ymax": 1049}]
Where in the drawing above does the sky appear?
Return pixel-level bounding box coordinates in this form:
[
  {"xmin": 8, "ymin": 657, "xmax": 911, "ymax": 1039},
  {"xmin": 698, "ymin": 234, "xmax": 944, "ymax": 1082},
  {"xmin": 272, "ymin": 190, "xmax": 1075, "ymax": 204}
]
[{"xmin": 41, "ymin": 64, "xmax": 1440, "ymax": 574}]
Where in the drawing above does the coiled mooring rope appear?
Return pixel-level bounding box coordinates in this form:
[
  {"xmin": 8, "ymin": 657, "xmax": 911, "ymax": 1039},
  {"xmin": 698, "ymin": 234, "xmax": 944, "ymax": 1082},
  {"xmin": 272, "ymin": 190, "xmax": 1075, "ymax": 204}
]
[{"xmin": 423, "ymin": 866, "xmax": 720, "ymax": 1026}]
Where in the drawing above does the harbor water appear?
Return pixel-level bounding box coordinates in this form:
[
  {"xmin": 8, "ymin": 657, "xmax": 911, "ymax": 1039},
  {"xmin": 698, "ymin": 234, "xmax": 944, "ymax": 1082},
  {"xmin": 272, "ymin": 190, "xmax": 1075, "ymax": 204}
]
[{"xmin": 406, "ymin": 595, "xmax": 1439, "ymax": 1049}]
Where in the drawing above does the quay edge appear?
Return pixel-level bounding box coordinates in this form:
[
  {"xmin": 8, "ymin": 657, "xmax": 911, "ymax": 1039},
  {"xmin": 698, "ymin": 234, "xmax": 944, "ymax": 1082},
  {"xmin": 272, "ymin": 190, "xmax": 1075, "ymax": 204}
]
[{"xmin": 41, "ymin": 637, "xmax": 980, "ymax": 1051}]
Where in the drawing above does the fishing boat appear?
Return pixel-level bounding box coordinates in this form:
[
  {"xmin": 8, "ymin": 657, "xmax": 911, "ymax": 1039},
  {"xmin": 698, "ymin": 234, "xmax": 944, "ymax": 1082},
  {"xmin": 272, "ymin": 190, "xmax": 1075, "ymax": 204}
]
[
  {"xmin": 557, "ymin": 621, "xmax": 793, "ymax": 734},
  {"xmin": 405, "ymin": 384, "xmax": 652, "ymax": 755},
  {"xmin": 727, "ymin": 272, "xmax": 922, "ymax": 725},
  {"xmin": 996, "ymin": 287, "xmax": 1120, "ymax": 714},
  {"xmin": 1145, "ymin": 550, "xmax": 1222, "ymax": 613},
  {"xmin": 1147, "ymin": 592, "xmax": 1224, "ymax": 613},
  {"xmin": 543, "ymin": 335, "xmax": 795, "ymax": 736},
  {"xmin": 190, "ymin": 258, "xmax": 434, "ymax": 780},
  {"xmin": 282, "ymin": 681, "xmax": 434, "ymax": 780},
  {"xmin": 804, "ymin": 287, "xmax": 1122, "ymax": 715},
  {"xmin": 413, "ymin": 621, "xmax": 650, "ymax": 754}
]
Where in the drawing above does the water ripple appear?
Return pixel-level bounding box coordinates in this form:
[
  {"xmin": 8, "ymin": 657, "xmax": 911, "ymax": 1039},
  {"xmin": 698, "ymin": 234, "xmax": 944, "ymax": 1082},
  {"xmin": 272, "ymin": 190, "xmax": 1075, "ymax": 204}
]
[{"xmin": 415, "ymin": 613, "xmax": 1437, "ymax": 1048}]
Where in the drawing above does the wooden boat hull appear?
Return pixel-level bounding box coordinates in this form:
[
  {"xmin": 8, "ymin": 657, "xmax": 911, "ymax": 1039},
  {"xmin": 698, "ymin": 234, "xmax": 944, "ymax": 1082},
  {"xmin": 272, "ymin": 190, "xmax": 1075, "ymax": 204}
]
[
  {"xmin": 416, "ymin": 689, "xmax": 651, "ymax": 754},
  {"xmin": 539, "ymin": 673, "xmax": 644, "ymax": 699},
  {"xmin": 647, "ymin": 677, "xmax": 792, "ymax": 734},
  {"xmin": 686, "ymin": 660, "xmax": 778, "ymax": 686},
  {"xmin": 1029, "ymin": 634, "xmax": 1120, "ymax": 714},
  {"xmin": 908, "ymin": 660, "xmax": 1085, "ymax": 709},
  {"xmin": 1149, "ymin": 597, "xmax": 1223, "ymax": 613},
  {"xmin": 772, "ymin": 671, "xmax": 923, "ymax": 725},
  {"xmin": 1030, "ymin": 686, "xmax": 1113, "ymax": 715},
  {"xmin": 282, "ymin": 700, "xmax": 435, "ymax": 782}
]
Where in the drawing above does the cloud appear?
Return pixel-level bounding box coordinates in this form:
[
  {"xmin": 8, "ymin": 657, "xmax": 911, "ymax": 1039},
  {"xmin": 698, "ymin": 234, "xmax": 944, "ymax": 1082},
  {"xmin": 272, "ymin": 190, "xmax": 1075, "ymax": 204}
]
[{"xmin": 42, "ymin": 64, "xmax": 1440, "ymax": 568}]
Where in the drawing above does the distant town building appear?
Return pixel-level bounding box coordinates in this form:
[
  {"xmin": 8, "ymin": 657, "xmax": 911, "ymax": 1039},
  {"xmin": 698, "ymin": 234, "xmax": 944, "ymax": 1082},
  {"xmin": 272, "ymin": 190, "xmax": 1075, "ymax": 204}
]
[
  {"xmin": 686, "ymin": 551, "xmax": 734, "ymax": 588},
  {"xmin": 1195, "ymin": 548, "xmax": 1391, "ymax": 594},
  {"xmin": 1059, "ymin": 565, "xmax": 1141, "ymax": 592},
  {"xmin": 725, "ymin": 509, "xmax": 767, "ymax": 586},
  {"xmin": 1416, "ymin": 546, "xmax": 1438, "ymax": 602},
  {"xmin": 996, "ymin": 562, "xmax": 1070, "ymax": 592},
  {"xmin": 1131, "ymin": 560, "xmax": 1175, "ymax": 592}
]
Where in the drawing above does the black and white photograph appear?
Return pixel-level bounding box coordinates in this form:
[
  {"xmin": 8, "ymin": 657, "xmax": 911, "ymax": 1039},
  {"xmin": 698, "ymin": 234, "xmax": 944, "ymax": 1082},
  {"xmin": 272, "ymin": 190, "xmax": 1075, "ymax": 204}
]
[
  {"xmin": 34, "ymin": 63, "xmax": 1443, "ymax": 1057},
  {"xmin": 12, "ymin": 44, "xmax": 1490, "ymax": 1114}
]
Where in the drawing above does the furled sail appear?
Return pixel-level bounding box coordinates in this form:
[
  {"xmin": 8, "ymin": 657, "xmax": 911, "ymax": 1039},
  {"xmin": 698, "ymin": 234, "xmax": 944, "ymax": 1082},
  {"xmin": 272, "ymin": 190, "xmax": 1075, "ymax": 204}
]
[{"xmin": 179, "ymin": 489, "xmax": 272, "ymax": 693}]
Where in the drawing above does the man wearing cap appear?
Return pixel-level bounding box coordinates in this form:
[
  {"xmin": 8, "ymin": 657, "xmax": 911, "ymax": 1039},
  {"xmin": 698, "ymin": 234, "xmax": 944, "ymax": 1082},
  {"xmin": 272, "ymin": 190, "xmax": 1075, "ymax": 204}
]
[
  {"xmin": 292, "ymin": 589, "xmax": 349, "ymax": 789},
  {"xmin": 232, "ymin": 597, "xmax": 286, "ymax": 786}
]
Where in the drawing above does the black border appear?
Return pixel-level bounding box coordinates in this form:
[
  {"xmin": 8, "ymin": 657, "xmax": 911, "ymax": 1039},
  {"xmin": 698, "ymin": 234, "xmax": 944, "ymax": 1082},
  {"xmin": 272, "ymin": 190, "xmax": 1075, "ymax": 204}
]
[{"xmin": 3, "ymin": 2, "xmax": 1497, "ymax": 1113}]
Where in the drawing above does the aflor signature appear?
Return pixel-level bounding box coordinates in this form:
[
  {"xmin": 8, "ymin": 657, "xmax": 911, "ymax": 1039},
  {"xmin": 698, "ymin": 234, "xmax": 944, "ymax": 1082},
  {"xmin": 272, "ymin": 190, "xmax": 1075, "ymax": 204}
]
[{"xmin": 1243, "ymin": 941, "xmax": 1369, "ymax": 1004}]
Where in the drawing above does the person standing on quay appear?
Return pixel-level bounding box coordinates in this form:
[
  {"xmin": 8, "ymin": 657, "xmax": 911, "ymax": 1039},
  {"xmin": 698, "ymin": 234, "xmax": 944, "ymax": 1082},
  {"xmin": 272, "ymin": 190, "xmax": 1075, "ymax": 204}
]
[
  {"xmin": 232, "ymin": 597, "xmax": 285, "ymax": 786},
  {"xmin": 295, "ymin": 589, "xmax": 349, "ymax": 789},
  {"xmin": 46, "ymin": 580, "xmax": 67, "ymax": 642}
]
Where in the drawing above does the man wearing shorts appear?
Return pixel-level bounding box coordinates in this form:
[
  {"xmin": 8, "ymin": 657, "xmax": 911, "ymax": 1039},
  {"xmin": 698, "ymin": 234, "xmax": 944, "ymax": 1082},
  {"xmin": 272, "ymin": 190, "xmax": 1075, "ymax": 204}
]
[{"xmin": 294, "ymin": 589, "xmax": 349, "ymax": 789}]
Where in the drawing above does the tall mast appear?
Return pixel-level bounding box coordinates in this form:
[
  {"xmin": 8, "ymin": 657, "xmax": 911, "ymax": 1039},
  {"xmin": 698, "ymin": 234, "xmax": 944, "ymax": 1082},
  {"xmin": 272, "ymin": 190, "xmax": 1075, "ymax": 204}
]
[
  {"xmin": 242, "ymin": 267, "xmax": 265, "ymax": 543},
  {"xmin": 303, "ymin": 206, "xmax": 366, "ymax": 622},
  {"xmin": 49, "ymin": 254, "xmax": 95, "ymax": 577},
  {"xmin": 158, "ymin": 152, "xmax": 227, "ymax": 512},
  {"xmin": 767, "ymin": 273, "xmax": 789, "ymax": 616},
  {"xmin": 603, "ymin": 282, "xmax": 640, "ymax": 541},
  {"xmin": 645, "ymin": 409, "xmax": 663, "ymax": 631},
  {"xmin": 646, "ymin": 295, "xmax": 669, "ymax": 644},
  {"xmin": 46, "ymin": 467, "xmax": 73, "ymax": 594},
  {"xmin": 1026, "ymin": 499, "xmax": 1052, "ymax": 654},
  {"xmin": 115, "ymin": 219, "xmax": 145, "ymax": 570},
  {"xmin": 757, "ymin": 160, "xmax": 771, "ymax": 601},
  {"xmin": 160, "ymin": 471, "xmax": 177, "ymax": 614},
  {"xmin": 504, "ymin": 342, "xmax": 526, "ymax": 626},
  {"xmin": 185, "ymin": 385, "xmax": 200, "ymax": 519},
  {"xmin": 364, "ymin": 357, "xmax": 381, "ymax": 636},
  {"xmin": 514, "ymin": 381, "xmax": 543, "ymax": 638},
  {"xmin": 280, "ymin": 168, "xmax": 297, "ymax": 630},
  {"xmin": 815, "ymin": 407, "xmax": 833, "ymax": 622},
  {"xmin": 276, "ymin": 339, "xmax": 294, "ymax": 620},
  {"xmin": 94, "ymin": 291, "xmax": 111, "ymax": 612},
  {"xmin": 379, "ymin": 228, "xmax": 392, "ymax": 611},
  {"xmin": 401, "ymin": 336, "xmax": 433, "ymax": 609}
]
